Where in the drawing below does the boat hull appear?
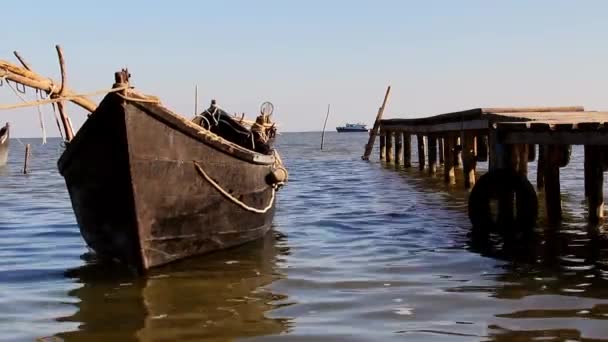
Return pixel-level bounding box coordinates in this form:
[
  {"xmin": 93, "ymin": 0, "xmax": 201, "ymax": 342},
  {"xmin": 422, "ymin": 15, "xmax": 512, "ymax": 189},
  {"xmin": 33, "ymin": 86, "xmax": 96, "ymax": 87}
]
[
  {"xmin": 336, "ymin": 127, "xmax": 368, "ymax": 132},
  {"xmin": 0, "ymin": 123, "xmax": 9, "ymax": 166},
  {"xmin": 58, "ymin": 93, "xmax": 277, "ymax": 271}
]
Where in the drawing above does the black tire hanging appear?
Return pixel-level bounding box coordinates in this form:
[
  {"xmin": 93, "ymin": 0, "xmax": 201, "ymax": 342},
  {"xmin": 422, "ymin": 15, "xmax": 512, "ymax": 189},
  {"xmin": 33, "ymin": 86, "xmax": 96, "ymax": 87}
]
[{"xmin": 468, "ymin": 168, "xmax": 538, "ymax": 236}]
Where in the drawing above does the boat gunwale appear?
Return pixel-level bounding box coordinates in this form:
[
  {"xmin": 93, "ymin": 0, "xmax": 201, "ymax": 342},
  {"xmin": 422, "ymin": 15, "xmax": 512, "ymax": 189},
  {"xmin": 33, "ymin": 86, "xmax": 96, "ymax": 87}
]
[{"xmin": 58, "ymin": 91, "xmax": 277, "ymax": 173}]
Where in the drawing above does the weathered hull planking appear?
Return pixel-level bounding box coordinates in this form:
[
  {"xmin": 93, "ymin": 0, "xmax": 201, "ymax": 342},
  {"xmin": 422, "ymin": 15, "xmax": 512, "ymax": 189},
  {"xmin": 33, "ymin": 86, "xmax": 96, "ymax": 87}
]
[{"xmin": 58, "ymin": 93, "xmax": 278, "ymax": 271}]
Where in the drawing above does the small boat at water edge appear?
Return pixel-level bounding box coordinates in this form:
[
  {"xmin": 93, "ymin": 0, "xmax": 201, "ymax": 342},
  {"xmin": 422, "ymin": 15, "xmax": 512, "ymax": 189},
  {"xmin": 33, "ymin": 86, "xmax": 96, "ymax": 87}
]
[
  {"xmin": 336, "ymin": 123, "xmax": 368, "ymax": 132},
  {"xmin": 57, "ymin": 70, "xmax": 288, "ymax": 272},
  {"xmin": 0, "ymin": 123, "xmax": 9, "ymax": 166}
]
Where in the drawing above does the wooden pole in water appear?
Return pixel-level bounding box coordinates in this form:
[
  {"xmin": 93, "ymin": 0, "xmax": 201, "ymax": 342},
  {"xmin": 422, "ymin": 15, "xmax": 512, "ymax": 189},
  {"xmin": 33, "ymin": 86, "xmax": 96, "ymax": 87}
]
[
  {"xmin": 462, "ymin": 133, "xmax": 476, "ymax": 188},
  {"xmin": 403, "ymin": 132, "xmax": 411, "ymax": 167},
  {"xmin": 362, "ymin": 86, "xmax": 391, "ymax": 160},
  {"xmin": 23, "ymin": 143, "xmax": 30, "ymax": 174},
  {"xmin": 545, "ymin": 144, "xmax": 562, "ymax": 225},
  {"xmin": 395, "ymin": 130, "xmax": 403, "ymax": 166},
  {"xmin": 379, "ymin": 129, "xmax": 386, "ymax": 160},
  {"xmin": 453, "ymin": 136, "xmax": 461, "ymax": 167},
  {"xmin": 417, "ymin": 134, "xmax": 426, "ymax": 171},
  {"xmin": 320, "ymin": 104, "xmax": 330, "ymax": 150},
  {"xmin": 428, "ymin": 135, "xmax": 437, "ymax": 174},
  {"xmin": 438, "ymin": 137, "xmax": 444, "ymax": 164},
  {"xmin": 537, "ymin": 145, "xmax": 545, "ymax": 190},
  {"xmin": 386, "ymin": 130, "xmax": 394, "ymax": 163},
  {"xmin": 585, "ymin": 145, "xmax": 604, "ymax": 224},
  {"xmin": 443, "ymin": 134, "xmax": 455, "ymax": 184}
]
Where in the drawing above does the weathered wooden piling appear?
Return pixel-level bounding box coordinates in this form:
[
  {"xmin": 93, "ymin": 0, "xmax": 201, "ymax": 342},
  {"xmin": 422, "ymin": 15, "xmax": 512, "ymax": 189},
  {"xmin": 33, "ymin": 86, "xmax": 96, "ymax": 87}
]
[
  {"xmin": 537, "ymin": 145, "xmax": 545, "ymax": 190},
  {"xmin": 403, "ymin": 133, "xmax": 411, "ymax": 167},
  {"xmin": 417, "ymin": 134, "xmax": 426, "ymax": 171},
  {"xmin": 386, "ymin": 130, "xmax": 394, "ymax": 163},
  {"xmin": 585, "ymin": 145, "xmax": 604, "ymax": 224},
  {"xmin": 379, "ymin": 130, "xmax": 386, "ymax": 160},
  {"xmin": 462, "ymin": 134, "xmax": 476, "ymax": 188},
  {"xmin": 544, "ymin": 145, "xmax": 562, "ymax": 225},
  {"xmin": 395, "ymin": 132, "xmax": 403, "ymax": 166},
  {"xmin": 428, "ymin": 135, "xmax": 437, "ymax": 174},
  {"xmin": 443, "ymin": 134, "xmax": 455, "ymax": 184},
  {"xmin": 476, "ymin": 135, "xmax": 488, "ymax": 162},
  {"xmin": 438, "ymin": 138, "xmax": 444, "ymax": 164},
  {"xmin": 23, "ymin": 143, "xmax": 30, "ymax": 174}
]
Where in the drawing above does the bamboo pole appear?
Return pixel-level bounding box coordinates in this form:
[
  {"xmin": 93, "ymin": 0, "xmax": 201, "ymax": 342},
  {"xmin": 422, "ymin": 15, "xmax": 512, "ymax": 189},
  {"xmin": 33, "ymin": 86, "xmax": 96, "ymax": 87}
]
[
  {"xmin": 320, "ymin": 104, "xmax": 330, "ymax": 150},
  {"xmin": 362, "ymin": 86, "xmax": 391, "ymax": 160}
]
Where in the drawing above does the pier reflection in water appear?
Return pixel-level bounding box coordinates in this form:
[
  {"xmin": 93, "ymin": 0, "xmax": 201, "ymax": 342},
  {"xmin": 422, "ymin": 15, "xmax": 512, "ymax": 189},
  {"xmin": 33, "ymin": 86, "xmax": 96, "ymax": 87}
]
[{"xmin": 55, "ymin": 232, "xmax": 291, "ymax": 341}]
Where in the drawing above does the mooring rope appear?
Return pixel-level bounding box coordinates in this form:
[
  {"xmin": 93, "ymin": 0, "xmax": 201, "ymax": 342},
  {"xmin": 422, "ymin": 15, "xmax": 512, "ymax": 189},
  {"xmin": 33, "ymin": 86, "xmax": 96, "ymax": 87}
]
[
  {"xmin": 193, "ymin": 160, "xmax": 279, "ymax": 214},
  {"xmin": 0, "ymin": 85, "xmax": 129, "ymax": 110},
  {"xmin": 1, "ymin": 76, "xmax": 47, "ymax": 143}
]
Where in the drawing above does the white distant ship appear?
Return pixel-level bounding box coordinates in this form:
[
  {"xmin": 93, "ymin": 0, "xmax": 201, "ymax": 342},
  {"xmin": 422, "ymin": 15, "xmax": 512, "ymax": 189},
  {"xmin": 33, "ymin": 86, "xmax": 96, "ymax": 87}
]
[{"xmin": 336, "ymin": 123, "xmax": 368, "ymax": 132}]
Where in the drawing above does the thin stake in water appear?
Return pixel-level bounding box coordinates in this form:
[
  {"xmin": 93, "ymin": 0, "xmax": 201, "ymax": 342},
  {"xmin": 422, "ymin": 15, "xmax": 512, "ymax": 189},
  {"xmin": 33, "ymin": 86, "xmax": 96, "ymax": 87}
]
[{"xmin": 320, "ymin": 104, "xmax": 330, "ymax": 150}]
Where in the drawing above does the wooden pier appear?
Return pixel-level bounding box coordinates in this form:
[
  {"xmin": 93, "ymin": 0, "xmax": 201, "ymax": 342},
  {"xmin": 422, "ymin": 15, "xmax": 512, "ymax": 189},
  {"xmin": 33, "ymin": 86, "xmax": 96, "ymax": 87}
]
[{"xmin": 374, "ymin": 106, "xmax": 608, "ymax": 234}]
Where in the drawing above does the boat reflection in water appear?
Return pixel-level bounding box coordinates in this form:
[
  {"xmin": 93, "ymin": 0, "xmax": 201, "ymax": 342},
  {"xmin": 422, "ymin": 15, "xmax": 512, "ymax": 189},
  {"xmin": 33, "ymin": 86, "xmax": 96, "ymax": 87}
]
[{"xmin": 54, "ymin": 231, "xmax": 291, "ymax": 341}]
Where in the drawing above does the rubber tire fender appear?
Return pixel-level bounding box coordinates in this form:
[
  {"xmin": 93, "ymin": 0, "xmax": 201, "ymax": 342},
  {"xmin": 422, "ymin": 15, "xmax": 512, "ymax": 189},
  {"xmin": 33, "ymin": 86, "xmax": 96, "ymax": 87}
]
[{"xmin": 468, "ymin": 168, "xmax": 538, "ymax": 235}]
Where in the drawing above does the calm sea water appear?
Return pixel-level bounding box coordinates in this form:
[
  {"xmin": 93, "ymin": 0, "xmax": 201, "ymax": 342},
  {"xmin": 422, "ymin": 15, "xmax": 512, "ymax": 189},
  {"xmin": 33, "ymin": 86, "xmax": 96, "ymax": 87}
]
[{"xmin": 1, "ymin": 133, "xmax": 608, "ymax": 341}]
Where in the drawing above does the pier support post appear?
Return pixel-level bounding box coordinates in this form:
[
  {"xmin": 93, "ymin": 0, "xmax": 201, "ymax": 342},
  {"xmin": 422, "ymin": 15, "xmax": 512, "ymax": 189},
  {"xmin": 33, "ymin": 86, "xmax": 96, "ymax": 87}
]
[
  {"xmin": 417, "ymin": 134, "xmax": 426, "ymax": 171},
  {"xmin": 428, "ymin": 135, "xmax": 438, "ymax": 174},
  {"xmin": 537, "ymin": 145, "xmax": 545, "ymax": 190},
  {"xmin": 511, "ymin": 144, "xmax": 529, "ymax": 176},
  {"xmin": 544, "ymin": 144, "xmax": 562, "ymax": 225},
  {"xmin": 462, "ymin": 134, "xmax": 477, "ymax": 188},
  {"xmin": 453, "ymin": 136, "xmax": 461, "ymax": 168},
  {"xmin": 379, "ymin": 130, "xmax": 386, "ymax": 160},
  {"xmin": 438, "ymin": 138, "xmax": 444, "ymax": 164},
  {"xmin": 443, "ymin": 134, "xmax": 455, "ymax": 184},
  {"xmin": 476, "ymin": 135, "xmax": 488, "ymax": 162},
  {"xmin": 585, "ymin": 145, "xmax": 604, "ymax": 225},
  {"xmin": 395, "ymin": 131, "xmax": 403, "ymax": 166},
  {"xmin": 386, "ymin": 130, "xmax": 394, "ymax": 163},
  {"xmin": 528, "ymin": 144, "xmax": 536, "ymax": 162},
  {"xmin": 403, "ymin": 133, "xmax": 411, "ymax": 167}
]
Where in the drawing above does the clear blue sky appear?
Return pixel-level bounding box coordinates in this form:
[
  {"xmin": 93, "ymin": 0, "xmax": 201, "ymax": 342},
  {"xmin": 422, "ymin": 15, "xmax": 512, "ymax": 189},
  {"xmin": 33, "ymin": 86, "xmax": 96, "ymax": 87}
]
[{"xmin": 2, "ymin": 0, "xmax": 608, "ymax": 137}]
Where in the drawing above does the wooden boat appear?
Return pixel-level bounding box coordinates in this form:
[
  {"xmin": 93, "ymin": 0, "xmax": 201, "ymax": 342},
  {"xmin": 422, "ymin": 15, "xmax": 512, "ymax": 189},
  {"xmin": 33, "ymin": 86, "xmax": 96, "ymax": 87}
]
[
  {"xmin": 0, "ymin": 122, "xmax": 9, "ymax": 166},
  {"xmin": 57, "ymin": 70, "xmax": 288, "ymax": 272}
]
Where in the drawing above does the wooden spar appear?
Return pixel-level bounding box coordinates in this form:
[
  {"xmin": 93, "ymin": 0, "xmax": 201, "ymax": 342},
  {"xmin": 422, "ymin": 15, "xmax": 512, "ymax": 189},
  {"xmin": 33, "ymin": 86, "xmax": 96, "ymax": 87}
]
[
  {"xmin": 395, "ymin": 130, "xmax": 403, "ymax": 165},
  {"xmin": 537, "ymin": 145, "xmax": 545, "ymax": 190},
  {"xmin": 23, "ymin": 143, "xmax": 30, "ymax": 174},
  {"xmin": 54, "ymin": 45, "xmax": 74, "ymax": 141},
  {"xmin": 362, "ymin": 85, "xmax": 391, "ymax": 160},
  {"xmin": 320, "ymin": 104, "xmax": 330, "ymax": 150},
  {"xmin": 403, "ymin": 132, "xmax": 411, "ymax": 167},
  {"xmin": 0, "ymin": 59, "xmax": 96, "ymax": 113}
]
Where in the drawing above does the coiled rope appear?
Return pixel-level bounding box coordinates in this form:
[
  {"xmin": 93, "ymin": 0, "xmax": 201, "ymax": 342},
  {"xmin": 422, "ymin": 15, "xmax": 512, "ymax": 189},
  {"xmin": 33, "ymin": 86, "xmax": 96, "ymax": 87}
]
[{"xmin": 193, "ymin": 160, "xmax": 281, "ymax": 214}]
